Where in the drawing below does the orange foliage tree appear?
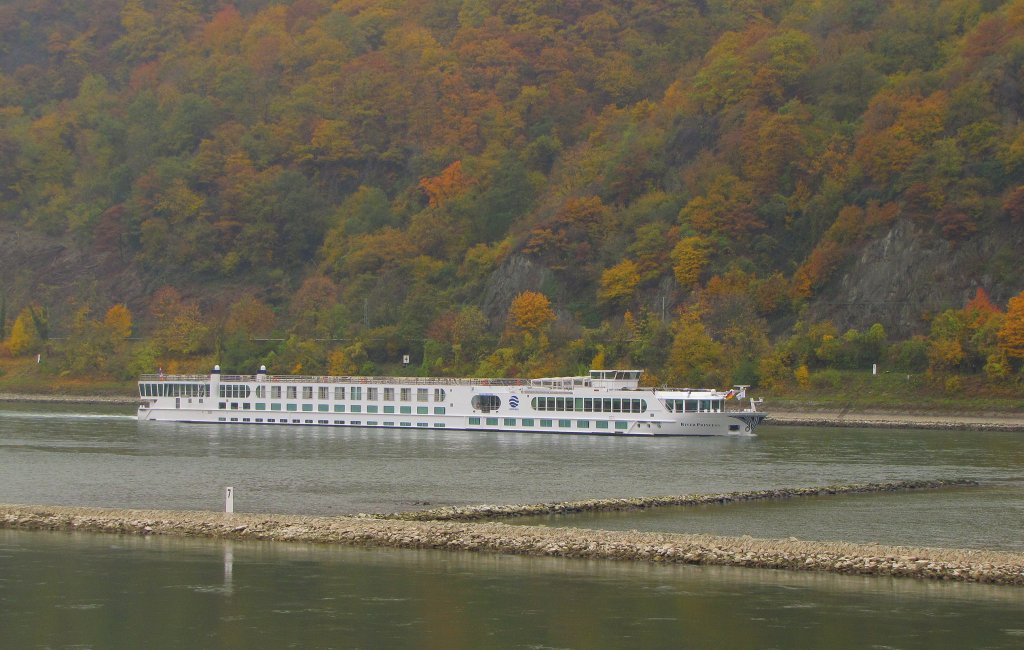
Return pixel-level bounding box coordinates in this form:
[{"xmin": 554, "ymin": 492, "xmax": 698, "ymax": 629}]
[{"xmin": 507, "ymin": 291, "xmax": 555, "ymax": 335}]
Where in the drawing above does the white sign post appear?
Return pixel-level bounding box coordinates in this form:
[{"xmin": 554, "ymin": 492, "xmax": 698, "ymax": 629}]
[{"xmin": 225, "ymin": 486, "xmax": 234, "ymax": 513}]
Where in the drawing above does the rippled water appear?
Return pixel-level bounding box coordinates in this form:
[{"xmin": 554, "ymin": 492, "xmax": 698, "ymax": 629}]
[
  {"xmin": 2, "ymin": 402, "xmax": 1023, "ymax": 648},
  {"xmin": 1, "ymin": 402, "xmax": 1022, "ymax": 549}
]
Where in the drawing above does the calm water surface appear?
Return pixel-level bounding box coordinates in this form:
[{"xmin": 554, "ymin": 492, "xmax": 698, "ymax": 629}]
[
  {"xmin": 2, "ymin": 402, "xmax": 1023, "ymax": 648},
  {"xmin": 2, "ymin": 529, "xmax": 1023, "ymax": 650}
]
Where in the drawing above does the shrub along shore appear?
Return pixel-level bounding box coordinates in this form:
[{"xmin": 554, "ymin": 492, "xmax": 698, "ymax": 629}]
[{"xmin": 4, "ymin": 480, "xmax": 1022, "ymax": 586}]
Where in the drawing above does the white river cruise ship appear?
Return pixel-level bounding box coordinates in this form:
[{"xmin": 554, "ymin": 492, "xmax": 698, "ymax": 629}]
[{"xmin": 137, "ymin": 366, "xmax": 768, "ymax": 436}]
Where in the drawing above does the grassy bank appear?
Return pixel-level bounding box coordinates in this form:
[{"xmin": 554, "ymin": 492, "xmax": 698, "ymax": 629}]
[{"xmin": 758, "ymin": 369, "xmax": 1024, "ymax": 415}]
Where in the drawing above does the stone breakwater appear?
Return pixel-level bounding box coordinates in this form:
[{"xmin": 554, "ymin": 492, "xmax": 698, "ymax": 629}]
[
  {"xmin": 2, "ymin": 503, "xmax": 1022, "ymax": 586},
  {"xmin": 365, "ymin": 479, "xmax": 979, "ymax": 521}
]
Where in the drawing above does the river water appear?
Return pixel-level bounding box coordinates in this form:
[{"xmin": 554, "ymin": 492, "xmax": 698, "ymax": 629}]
[{"xmin": 1, "ymin": 402, "xmax": 1023, "ymax": 648}]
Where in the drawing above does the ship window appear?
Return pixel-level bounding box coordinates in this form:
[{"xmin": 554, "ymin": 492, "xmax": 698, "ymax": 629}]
[
  {"xmin": 367, "ymin": 387, "xmax": 378, "ymax": 400},
  {"xmin": 287, "ymin": 386, "xmax": 297, "ymax": 399},
  {"xmin": 272, "ymin": 386, "xmax": 282, "ymax": 399},
  {"xmin": 384, "ymin": 405, "xmax": 395, "ymax": 414},
  {"xmin": 256, "ymin": 386, "xmax": 265, "ymax": 398},
  {"xmin": 302, "ymin": 386, "xmax": 313, "ymax": 399},
  {"xmin": 351, "ymin": 387, "xmax": 362, "ymax": 400},
  {"xmin": 521, "ymin": 418, "xmax": 534, "ymax": 426},
  {"xmin": 417, "ymin": 406, "xmax": 428, "ymax": 415},
  {"xmin": 318, "ymin": 387, "xmax": 329, "ymax": 400},
  {"xmin": 271, "ymin": 403, "xmax": 281, "ymax": 411},
  {"xmin": 400, "ymin": 388, "xmax": 411, "ymax": 401},
  {"xmin": 384, "ymin": 388, "xmax": 394, "ymax": 400},
  {"xmin": 287, "ymin": 403, "xmax": 297, "ymax": 411},
  {"xmin": 334, "ymin": 386, "xmax": 345, "ymax": 400},
  {"xmin": 471, "ymin": 394, "xmax": 501, "ymax": 413},
  {"xmin": 486, "ymin": 418, "xmax": 498, "ymax": 426},
  {"xmin": 350, "ymin": 405, "xmax": 362, "ymax": 413},
  {"xmin": 434, "ymin": 389, "xmax": 446, "ymax": 402},
  {"xmin": 577, "ymin": 420, "xmax": 589, "ymax": 428},
  {"xmin": 319, "ymin": 404, "xmax": 329, "ymax": 412},
  {"xmin": 596, "ymin": 421, "xmax": 609, "ymax": 429},
  {"xmin": 434, "ymin": 407, "xmax": 446, "ymax": 415},
  {"xmin": 334, "ymin": 404, "xmax": 345, "ymax": 412},
  {"xmin": 469, "ymin": 417, "xmax": 480, "ymax": 425},
  {"xmin": 417, "ymin": 388, "xmax": 428, "ymax": 402},
  {"xmin": 504, "ymin": 418, "xmax": 516, "ymax": 426},
  {"xmin": 400, "ymin": 406, "xmax": 412, "ymax": 414},
  {"xmin": 559, "ymin": 419, "xmax": 571, "ymax": 428},
  {"xmin": 367, "ymin": 405, "xmax": 378, "ymax": 413},
  {"xmin": 540, "ymin": 419, "xmax": 553, "ymax": 427}
]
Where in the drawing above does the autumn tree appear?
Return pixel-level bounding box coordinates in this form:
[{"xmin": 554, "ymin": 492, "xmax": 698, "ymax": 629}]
[
  {"xmin": 507, "ymin": 291, "xmax": 555, "ymax": 336},
  {"xmin": 149, "ymin": 287, "xmax": 209, "ymax": 356},
  {"xmin": 104, "ymin": 304, "xmax": 133, "ymax": 339},
  {"xmin": 998, "ymin": 290, "xmax": 1024, "ymax": 364},
  {"xmin": 665, "ymin": 310, "xmax": 725, "ymax": 387},
  {"xmin": 597, "ymin": 259, "xmax": 641, "ymax": 309},
  {"xmin": 7, "ymin": 306, "xmax": 44, "ymax": 355},
  {"xmin": 670, "ymin": 236, "xmax": 708, "ymax": 290}
]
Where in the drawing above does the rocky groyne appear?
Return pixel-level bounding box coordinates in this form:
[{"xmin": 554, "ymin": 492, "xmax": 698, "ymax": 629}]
[
  {"xmin": 365, "ymin": 479, "xmax": 978, "ymax": 521},
  {"xmin": 2, "ymin": 503, "xmax": 1022, "ymax": 586}
]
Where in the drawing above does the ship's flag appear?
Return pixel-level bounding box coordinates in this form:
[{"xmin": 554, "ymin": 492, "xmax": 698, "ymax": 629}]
[{"xmin": 725, "ymin": 389, "xmax": 736, "ymax": 400}]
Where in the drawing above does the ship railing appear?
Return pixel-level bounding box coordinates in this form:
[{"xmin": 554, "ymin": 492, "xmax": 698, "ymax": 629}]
[{"xmin": 143, "ymin": 373, "xmax": 531, "ymax": 386}]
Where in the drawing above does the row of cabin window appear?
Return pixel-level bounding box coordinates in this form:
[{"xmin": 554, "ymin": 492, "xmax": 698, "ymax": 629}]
[
  {"xmin": 531, "ymin": 397, "xmax": 648, "ymax": 413},
  {"xmin": 469, "ymin": 417, "xmax": 628, "ymax": 430},
  {"xmin": 218, "ymin": 402, "xmax": 445, "ymax": 415},
  {"xmin": 664, "ymin": 399, "xmax": 722, "ymax": 413},
  {"xmin": 218, "ymin": 384, "xmax": 446, "ymax": 402},
  {"xmin": 219, "ymin": 417, "xmax": 445, "ymax": 429},
  {"xmin": 141, "ymin": 383, "xmax": 209, "ymax": 397}
]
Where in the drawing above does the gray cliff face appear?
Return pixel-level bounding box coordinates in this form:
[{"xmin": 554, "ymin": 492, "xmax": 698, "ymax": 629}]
[
  {"xmin": 480, "ymin": 254, "xmax": 556, "ymax": 325},
  {"xmin": 807, "ymin": 218, "xmax": 1023, "ymax": 338}
]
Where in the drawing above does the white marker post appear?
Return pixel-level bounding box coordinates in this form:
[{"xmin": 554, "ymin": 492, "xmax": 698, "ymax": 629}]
[{"xmin": 225, "ymin": 486, "xmax": 234, "ymax": 513}]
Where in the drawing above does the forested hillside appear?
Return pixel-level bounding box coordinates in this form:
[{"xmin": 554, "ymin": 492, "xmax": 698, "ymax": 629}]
[{"xmin": 1, "ymin": 0, "xmax": 1024, "ymax": 391}]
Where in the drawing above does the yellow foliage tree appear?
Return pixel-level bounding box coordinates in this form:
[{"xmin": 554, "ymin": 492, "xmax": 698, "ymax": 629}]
[
  {"xmin": 670, "ymin": 236, "xmax": 708, "ymax": 289},
  {"xmin": 998, "ymin": 290, "xmax": 1024, "ymax": 361},
  {"xmin": 507, "ymin": 291, "xmax": 555, "ymax": 335},
  {"xmin": 7, "ymin": 307, "xmax": 42, "ymax": 355},
  {"xmin": 597, "ymin": 259, "xmax": 640, "ymax": 307},
  {"xmin": 104, "ymin": 304, "xmax": 133, "ymax": 339}
]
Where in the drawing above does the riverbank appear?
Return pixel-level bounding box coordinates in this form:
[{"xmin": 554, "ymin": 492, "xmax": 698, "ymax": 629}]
[
  {"xmin": 3, "ymin": 502, "xmax": 1021, "ymax": 586},
  {"xmin": 766, "ymin": 410, "xmax": 1024, "ymax": 431}
]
